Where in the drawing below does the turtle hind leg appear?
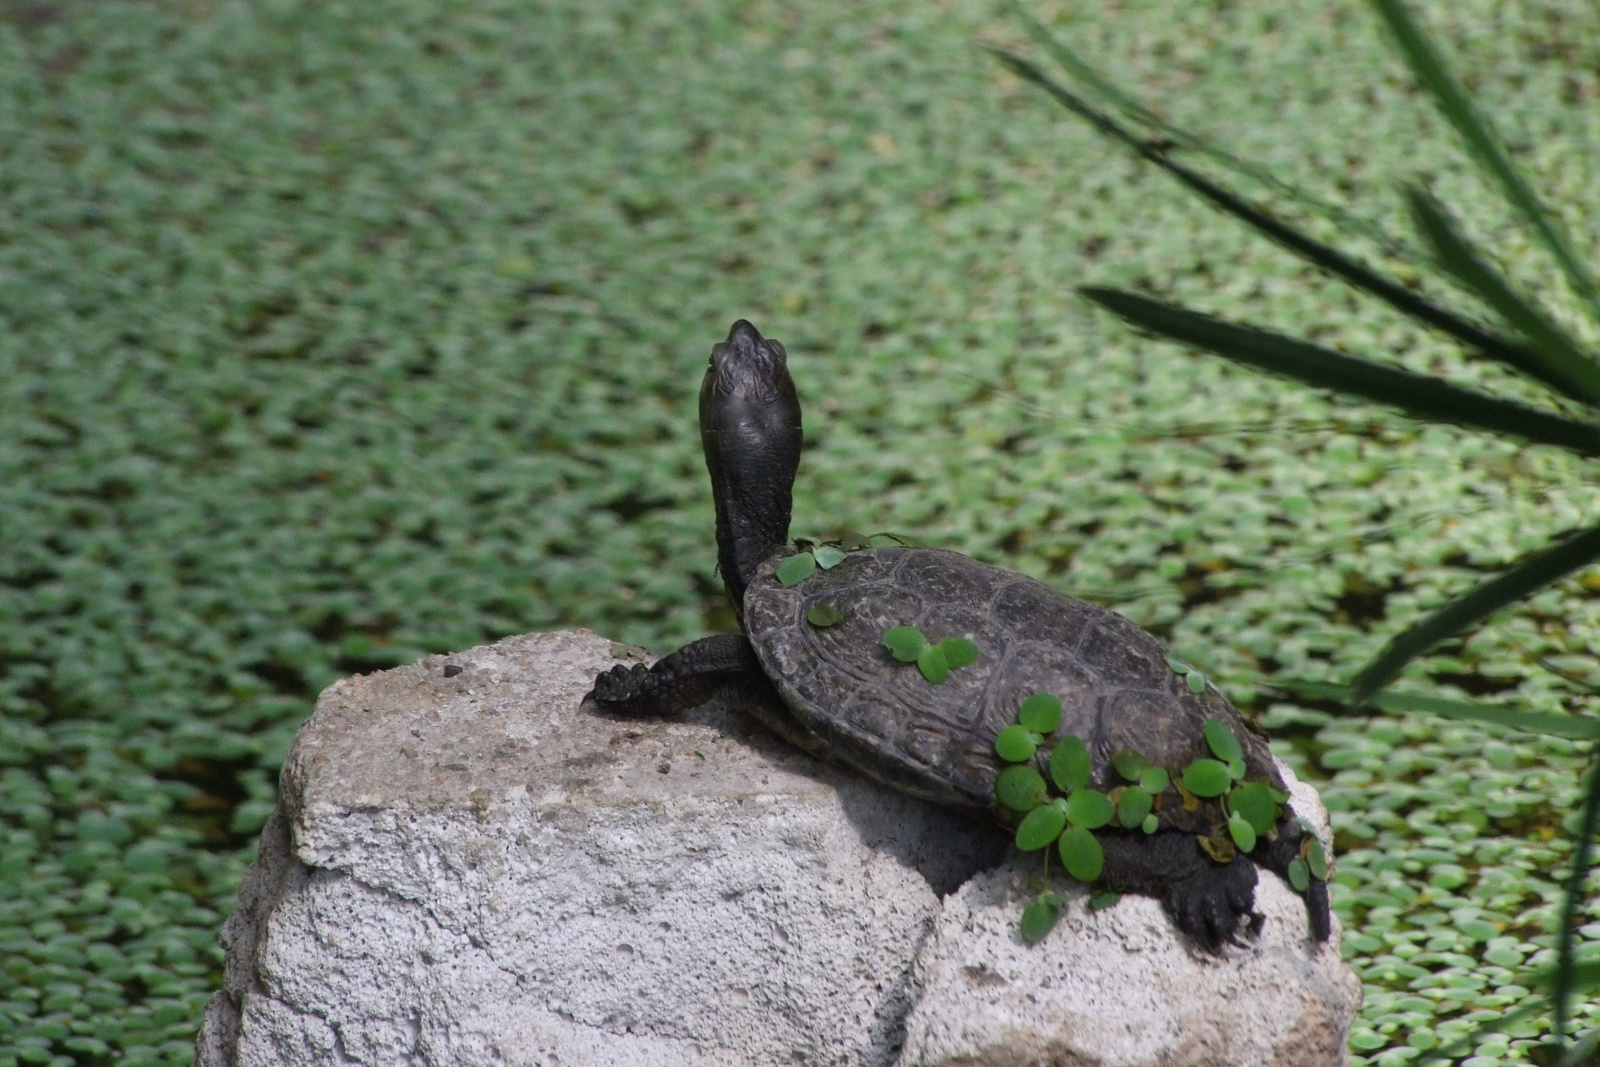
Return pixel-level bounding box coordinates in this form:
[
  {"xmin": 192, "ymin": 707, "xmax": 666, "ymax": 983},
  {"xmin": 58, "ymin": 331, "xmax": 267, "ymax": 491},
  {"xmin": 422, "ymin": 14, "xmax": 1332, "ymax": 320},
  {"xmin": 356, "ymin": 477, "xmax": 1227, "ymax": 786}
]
[
  {"xmin": 1257, "ymin": 823, "xmax": 1333, "ymax": 943},
  {"xmin": 587, "ymin": 634, "xmax": 768, "ymax": 716},
  {"xmin": 1097, "ymin": 831, "xmax": 1260, "ymax": 953}
]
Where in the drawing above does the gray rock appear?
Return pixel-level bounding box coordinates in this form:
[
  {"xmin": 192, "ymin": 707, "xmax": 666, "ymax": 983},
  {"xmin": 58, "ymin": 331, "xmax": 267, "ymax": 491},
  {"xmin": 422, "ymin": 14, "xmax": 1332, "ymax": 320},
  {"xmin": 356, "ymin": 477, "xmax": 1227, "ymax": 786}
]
[{"xmin": 196, "ymin": 629, "xmax": 1358, "ymax": 1067}]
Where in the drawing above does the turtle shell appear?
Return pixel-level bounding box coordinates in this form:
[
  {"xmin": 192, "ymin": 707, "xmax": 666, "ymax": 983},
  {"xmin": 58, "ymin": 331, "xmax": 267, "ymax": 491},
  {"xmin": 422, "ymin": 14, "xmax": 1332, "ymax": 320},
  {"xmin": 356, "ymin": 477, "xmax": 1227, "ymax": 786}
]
[{"xmin": 742, "ymin": 546, "xmax": 1281, "ymax": 827}]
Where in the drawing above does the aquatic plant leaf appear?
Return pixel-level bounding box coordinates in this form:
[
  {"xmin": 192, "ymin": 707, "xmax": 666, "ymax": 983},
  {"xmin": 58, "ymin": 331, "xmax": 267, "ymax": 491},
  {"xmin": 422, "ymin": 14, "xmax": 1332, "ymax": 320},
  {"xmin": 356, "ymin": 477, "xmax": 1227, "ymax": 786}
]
[
  {"xmin": 1050, "ymin": 735, "xmax": 1091, "ymax": 793},
  {"xmin": 1020, "ymin": 895, "xmax": 1061, "ymax": 943},
  {"xmin": 1089, "ymin": 890, "xmax": 1122, "ymax": 912},
  {"xmin": 1186, "ymin": 671, "xmax": 1206, "ymax": 694},
  {"xmin": 1140, "ymin": 766, "xmax": 1170, "ymax": 794},
  {"xmin": 1306, "ymin": 838, "xmax": 1329, "ymax": 881},
  {"xmin": 936, "ymin": 637, "xmax": 980, "ymax": 670},
  {"xmin": 994, "ymin": 725, "xmax": 1039, "ymax": 763},
  {"xmin": 1228, "ymin": 814, "xmax": 1257, "ymax": 853},
  {"xmin": 1141, "ymin": 813, "xmax": 1159, "ymax": 834},
  {"xmin": 805, "ymin": 603, "xmax": 841, "ymax": 627},
  {"xmin": 1117, "ymin": 786, "xmax": 1153, "ymax": 828},
  {"xmin": 1016, "ymin": 803, "xmax": 1068, "ymax": 851},
  {"xmin": 775, "ymin": 552, "xmax": 817, "ymax": 586},
  {"xmin": 996, "ymin": 766, "xmax": 1048, "ymax": 812},
  {"xmin": 1018, "ymin": 692, "xmax": 1062, "ymax": 733},
  {"xmin": 812, "ymin": 544, "xmax": 847, "ymax": 569},
  {"xmin": 1288, "ymin": 858, "xmax": 1311, "ymax": 892},
  {"xmin": 1065, "ymin": 789, "xmax": 1114, "ymax": 830},
  {"xmin": 1182, "ymin": 759, "xmax": 1231, "ymax": 798},
  {"xmin": 1203, "ymin": 719, "xmax": 1242, "ymax": 762},
  {"xmin": 1227, "ymin": 781, "xmax": 1280, "ymax": 835},
  {"xmin": 1112, "ymin": 749, "xmax": 1149, "ymax": 781},
  {"xmin": 882, "ymin": 625, "xmax": 928, "ymax": 662},
  {"xmin": 1059, "ymin": 827, "xmax": 1104, "ymax": 882},
  {"xmin": 917, "ymin": 643, "xmax": 948, "ymax": 683}
]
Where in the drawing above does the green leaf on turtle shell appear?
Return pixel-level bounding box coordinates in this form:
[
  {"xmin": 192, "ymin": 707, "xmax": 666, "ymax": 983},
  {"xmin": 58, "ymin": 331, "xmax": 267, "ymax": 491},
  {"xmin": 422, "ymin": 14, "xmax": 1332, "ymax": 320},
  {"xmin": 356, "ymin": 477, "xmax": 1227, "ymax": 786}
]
[
  {"xmin": 1164, "ymin": 654, "xmax": 1193, "ymax": 674},
  {"xmin": 1305, "ymin": 838, "xmax": 1329, "ymax": 881},
  {"xmin": 996, "ymin": 766, "xmax": 1048, "ymax": 812},
  {"xmin": 994, "ymin": 724, "xmax": 1039, "ymax": 762},
  {"xmin": 936, "ymin": 637, "xmax": 980, "ymax": 669},
  {"xmin": 917, "ymin": 643, "xmax": 948, "ymax": 683},
  {"xmin": 1203, "ymin": 719, "xmax": 1243, "ymax": 762},
  {"xmin": 1139, "ymin": 766, "xmax": 1170, "ymax": 794},
  {"xmin": 883, "ymin": 625, "xmax": 928, "ymax": 662},
  {"xmin": 1015, "ymin": 802, "xmax": 1068, "ymax": 850},
  {"xmin": 1226, "ymin": 781, "xmax": 1280, "ymax": 835},
  {"xmin": 1226, "ymin": 758, "xmax": 1246, "ymax": 781},
  {"xmin": 1186, "ymin": 671, "xmax": 1207, "ymax": 694},
  {"xmin": 1117, "ymin": 785, "xmax": 1153, "ymax": 828},
  {"xmin": 1020, "ymin": 895, "xmax": 1061, "ymax": 942},
  {"xmin": 1018, "ymin": 692, "xmax": 1062, "ymax": 734},
  {"xmin": 1059, "ymin": 827, "xmax": 1104, "ymax": 881},
  {"xmin": 1288, "ymin": 858, "xmax": 1311, "ymax": 892},
  {"xmin": 1141, "ymin": 813, "xmax": 1160, "ymax": 834},
  {"xmin": 1089, "ymin": 891, "xmax": 1122, "ymax": 912},
  {"xmin": 1065, "ymin": 789, "xmax": 1114, "ymax": 829},
  {"xmin": 812, "ymin": 544, "xmax": 847, "ymax": 569},
  {"xmin": 776, "ymin": 552, "xmax": 818, "ymax": 586},
  {"xmin": 1050, "ymin": 735, "xmax": 1092, "ymax": 793},
  {"xmin": 1228, "ymin": 813, "xmax": 1257, "ymax": 853},
  {"xmin": 1112, "ymin": 749, "xmax": 1149, "ymax": 781},
  {"xmin": 806, "ymin": 603, "xmax": 842, "ymax": 627},
  {"xmin": 1182, "ymin": 759, "xmax": 1231, "ymax": 797}
]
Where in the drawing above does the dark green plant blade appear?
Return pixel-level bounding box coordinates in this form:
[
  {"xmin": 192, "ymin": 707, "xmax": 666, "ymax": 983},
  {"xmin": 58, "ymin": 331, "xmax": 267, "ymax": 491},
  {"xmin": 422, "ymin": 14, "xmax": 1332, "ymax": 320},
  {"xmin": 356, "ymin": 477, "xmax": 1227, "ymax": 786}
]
[
  {"xmin": 1369, "ymin": 0, "xmax": 1600, "ymax": 325},
  {"xmin": 1552, "ymin": 748, "xmax": 1600, "ymax": 1039},
  {"xmin": 1009, "ymin": 6, "xmax": 1418, "ymax": 262},
  {"xmin": 1274, "ymin": 679, "xmax": 1600, "ymax": 740},
  {"xmin": 1080, "ymin": 288, "xmax": 1600, "ymax": 457},
  {"xmin": 992, "ymin": 50, "xmax": 1568, "ymax": 399},
  {"xmin": 1352, "ymin": 520, "xmax": 1600, "ymax": 700},
  {"xmin": 1406, "ymin": 186, "xmax": 1600, "ymax": 406}
]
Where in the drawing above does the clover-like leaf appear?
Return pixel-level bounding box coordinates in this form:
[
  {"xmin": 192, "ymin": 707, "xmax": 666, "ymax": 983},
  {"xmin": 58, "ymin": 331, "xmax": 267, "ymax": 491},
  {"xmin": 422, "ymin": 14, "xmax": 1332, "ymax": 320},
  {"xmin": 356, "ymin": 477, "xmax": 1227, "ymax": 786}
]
[
  {"xmin": 1305, "ymin": 838, "xmax": 1329, "ymax": 881},
  {"xmin": 1065, "ymin": 789, "xmax": 1114, "ymax": 829},
  {"xmin": 1089, "ymin": 890, "xmax": 1122, "ymax": 912},
  {"xmin": 1182, "ymin": 759, "xmax": 1231, "ymax": 798},
  {"xmin": 917, "ymin": 643, "xmax": 948, "ymax": 683},
  {"xmin": 1203, "ymin": 719, "xmax": 1243, "ymax": 762},
  {"xmin": 996, "ymin": 766, "xmax": 1048, "ymax": 812},
  {"xmin": 1050, "ymin": 735, "xmax": 1091, "ymax": 793},
  {"xmin": 1228, "ymin": 814, "xmax": 1257, "ymax": 853},
  {"xmin": 806, "ymin": 603, "xmax": 842, "ymax": 627},
  {"xmin": 1288, "ymin": 857, "xmax": 1311, "ymax": 892},
  {"xmin": 883, "ymin": 626, "xmax": 928, "ymax": 662},
  {"xmin": 1141, "ymin": 813, "xmax": 1159, "ymax": 834},
  {"xmin": 1117, "ymin": 785, "xmax": 1153, "ymax": 828},
  {"xmin": 812, "ymin": 545, "xmax": 847, "ymax": 569},
  {"xmin": 936, "ymin": 637, "xmax": 980, "ymax": 670},
  {"xmin": 1140, "ymin": 766, "xmax": 1170, "ymax": 794},
  {"xmin": 1226, "ymin": 758, "xmax": 1246, "ymax": 781},
  {"xmin": 994, "ymin": 725, "xmax": 1039, "ymax": 763},
  {"xmin": 1018, "ymin": 692, "xmax": 1062, "ymax": 734},
  {"xmin": 1020, "ymin": 894, "xmax": 1061, "ymax": 943},
  {"xmin": 1111, "ymin": 749, "xmax": 1149, "ymax": 781},
  {"xmin": 775, "ymin": 552, "xmax": 817, "ymax": 586},
  {"xmin": 1059, "ymin": 827, "xmax": 1104, "ymax": 881},
  {"xmin": 1016, "ymin": 802, "xmax": 1069, "ymax": 851},
  {"xmin": 1186, "ymin": 671, "xmax": 1207, "ymax": 694},
  {"xmin": 1227, "ymin": 781, "xmax": 1280, "ymax": 835}
]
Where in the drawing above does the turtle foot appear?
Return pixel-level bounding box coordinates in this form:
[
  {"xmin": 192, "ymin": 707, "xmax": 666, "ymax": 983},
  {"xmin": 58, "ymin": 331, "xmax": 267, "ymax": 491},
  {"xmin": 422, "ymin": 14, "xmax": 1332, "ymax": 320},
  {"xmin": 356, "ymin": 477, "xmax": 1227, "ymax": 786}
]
[
  {"xmin": 589, "ymin": 661, "xmax": 657, "ymax": 707},
  {"xmin": 1159, "ymin": 854, "xmax": 1260, "ymax": 952}
]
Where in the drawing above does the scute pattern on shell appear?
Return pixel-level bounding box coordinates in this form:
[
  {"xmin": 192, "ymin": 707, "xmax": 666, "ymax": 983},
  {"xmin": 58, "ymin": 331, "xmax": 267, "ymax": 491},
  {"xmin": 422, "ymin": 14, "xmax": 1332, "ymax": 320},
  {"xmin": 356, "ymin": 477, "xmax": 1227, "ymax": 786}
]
[{"xmin": 742, "ymin": 546, "xmax": 1281, "ymax": 816}]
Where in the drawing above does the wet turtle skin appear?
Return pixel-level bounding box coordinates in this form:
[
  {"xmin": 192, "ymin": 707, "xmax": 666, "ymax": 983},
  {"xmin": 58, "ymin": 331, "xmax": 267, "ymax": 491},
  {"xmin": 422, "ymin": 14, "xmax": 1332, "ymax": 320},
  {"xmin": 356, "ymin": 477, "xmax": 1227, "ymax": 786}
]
[{"xmin": 744, "ymin": 544, "xmax": 1282, "ymax": 835}]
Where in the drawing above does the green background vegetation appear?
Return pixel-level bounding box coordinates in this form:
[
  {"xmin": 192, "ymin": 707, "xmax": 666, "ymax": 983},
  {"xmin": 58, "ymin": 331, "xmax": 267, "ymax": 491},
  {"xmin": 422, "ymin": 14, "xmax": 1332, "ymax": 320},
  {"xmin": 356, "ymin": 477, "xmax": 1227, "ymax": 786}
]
[{"xmin": 0, "ymin": 0, "xmax": 1597, "ymax": 1062}]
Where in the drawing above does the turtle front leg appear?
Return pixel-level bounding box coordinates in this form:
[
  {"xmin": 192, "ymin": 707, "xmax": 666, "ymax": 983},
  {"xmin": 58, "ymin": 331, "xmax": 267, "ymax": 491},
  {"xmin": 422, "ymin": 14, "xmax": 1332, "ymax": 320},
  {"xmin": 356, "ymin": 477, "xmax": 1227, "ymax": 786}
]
[
  {"xmin": 586, "ymin": 634, "xmax": 827, "ymax": 755},
  {"xmin": 1096, "ymin": 831, "xmax": 1260, "ymax": 953}
]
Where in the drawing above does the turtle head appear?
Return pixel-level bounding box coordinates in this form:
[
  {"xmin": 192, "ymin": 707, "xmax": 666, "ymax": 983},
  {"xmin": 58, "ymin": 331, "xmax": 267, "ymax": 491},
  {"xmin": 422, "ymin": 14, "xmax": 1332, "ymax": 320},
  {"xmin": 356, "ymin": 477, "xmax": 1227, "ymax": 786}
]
[{"xmin": 699, "ymin": 319, "xmax": 803, "ymax": 618}]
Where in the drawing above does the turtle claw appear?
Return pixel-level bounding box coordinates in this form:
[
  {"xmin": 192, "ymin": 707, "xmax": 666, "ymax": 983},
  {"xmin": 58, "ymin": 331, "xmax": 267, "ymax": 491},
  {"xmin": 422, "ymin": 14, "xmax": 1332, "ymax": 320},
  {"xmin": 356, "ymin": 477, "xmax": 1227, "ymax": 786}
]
[
  {"xmin": 1162, "ymin": 855, "xmax": 1260, "ymax": 952},
  {"xmin": 588, "ymin": 662, "xmax": 655, "ymax": 705}
]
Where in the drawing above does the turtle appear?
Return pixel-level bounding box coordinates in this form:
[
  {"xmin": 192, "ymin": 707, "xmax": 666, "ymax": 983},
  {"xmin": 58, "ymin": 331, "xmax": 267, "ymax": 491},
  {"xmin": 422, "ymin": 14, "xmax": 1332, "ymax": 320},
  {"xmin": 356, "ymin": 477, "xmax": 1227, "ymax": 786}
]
[{"xmin": 586, "ymin": 319, "xmax": 1330, "ymax": 950}]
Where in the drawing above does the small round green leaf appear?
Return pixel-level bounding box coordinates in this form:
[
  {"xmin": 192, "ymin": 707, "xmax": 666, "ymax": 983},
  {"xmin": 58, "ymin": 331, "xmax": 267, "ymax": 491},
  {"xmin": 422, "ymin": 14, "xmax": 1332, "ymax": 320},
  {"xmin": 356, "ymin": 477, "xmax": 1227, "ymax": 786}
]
[
  {"xmin": 1139, "ymin": 766, "xmax": 1170, "ymax": 794},
  {"xmin": 1111, "ymin": 749, "xmax": 1149, "ymax": 782},
  {"xmin": 994, "ymin": 725, "xmax": 1039, "ymax": 763},
  {"xmin": 1306, "ymin": 839, "xmax": 1328, "ymax": 881},
  {"xmin": 1288, "ymin": 858, "xmax": 1311, "ymax": 892},
  {"xmin": 1226, "ymin": 781, "xmax": 1279, "ymax": 835},
  {"xmin": 1141, "ymin": 813, "xmax": 1159, "ymax": 834},
  {"xmin": 1182, "ymin": 759, "xmax": 1231, "ymax": 798},
  {"xmin": 936, "ymin": 637, "xmax": 979, "ymax": 670},
  {"xmin": 1228, "ymin": 814, "xmax": 1257, "ymax": 853},
  {"xmin": 1049, "ymin": 735, "xmax": 1091, "ymax": 793},
  {"xmin": 775, "ymin": 552, "xmax": 817, "ymax": 586},
  {"xmin": 1203, "ymin": 719, "xmax": 1243, "ymax": 762},
  {"xmin": 806, "ymin": 603, "xmax": 842, "ymax": 627},
  {"xmin": 996, "ymin": 766, "xmax": 1048, "ymax": 812},
  {"xmin": 1117, "ymin": 786, "xmax": 1153, "ymax": 828},
  {"xmin": 1227, "ymin": 758, "xmax": 1246, "ymax": 781},
  {"xmin": 1015, "ymin": 804, "xmax": 1068, "ymax": 851},
  {"xmin": 1186, "ymin": 671, "xmax": 1207, "ymax": 694},
  {"xmin": 1017, "ymin": 692, "xmax": 1062, "ymax": 734},
  {"xmin": 1065, "ymin": 789, "xmax": 1114, "ymax": 829},
  {"xmin": 1059, "ymin": 827, "xmax": 1104, "ymax": 881},
  {"xmin": 1164, "ymin": 654, "xmax": 1192, "ymax": 674},
  {"xmin": 883, "ymin": 626, "xmax": 928, "ymax": 662},
  {"xmin": 917, "ymin": 643, "xmax": 949, "ymax": 683},
  {"xmin": 1089, "ymin": 890, "xmax": 1121, "ymax": 912},
  {"xmin": 1020, "ymin": 896, "xmax": 1061, "ymax": 943},
  {"xmin": 812, "ymin": 545, "xmax": 847, "ymax": 569}
]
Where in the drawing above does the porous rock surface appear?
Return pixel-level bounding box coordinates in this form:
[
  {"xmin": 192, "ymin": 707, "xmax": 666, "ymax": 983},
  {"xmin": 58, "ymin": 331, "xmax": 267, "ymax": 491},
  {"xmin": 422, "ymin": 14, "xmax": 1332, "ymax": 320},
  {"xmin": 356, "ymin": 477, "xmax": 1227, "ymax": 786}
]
[{"xmin": 195, "ymin": 629, "xmax": 1358, "ymax": 1067}]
